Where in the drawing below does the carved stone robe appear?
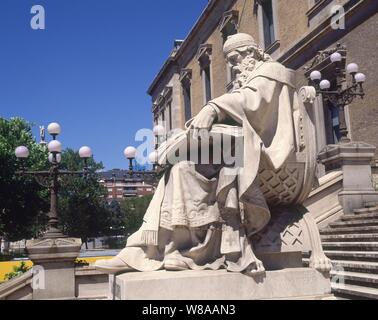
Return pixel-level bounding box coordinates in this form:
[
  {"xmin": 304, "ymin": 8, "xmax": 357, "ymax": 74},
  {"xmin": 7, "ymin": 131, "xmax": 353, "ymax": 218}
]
[{"xmin": 116, "ymin": 61, "xmax": 298, "ymax": 273}]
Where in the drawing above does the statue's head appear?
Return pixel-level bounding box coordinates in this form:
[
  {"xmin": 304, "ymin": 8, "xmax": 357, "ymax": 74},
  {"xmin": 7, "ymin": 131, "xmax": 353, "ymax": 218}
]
[{"xmin": 223, "ymin": 33, "xmax": 272, "ymax": 87}]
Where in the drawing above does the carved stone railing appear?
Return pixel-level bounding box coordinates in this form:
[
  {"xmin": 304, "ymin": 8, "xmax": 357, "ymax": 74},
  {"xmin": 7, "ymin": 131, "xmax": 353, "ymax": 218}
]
[{"xmin": 0, "ymin": 270, "xmax": 33, "ymax": 300}]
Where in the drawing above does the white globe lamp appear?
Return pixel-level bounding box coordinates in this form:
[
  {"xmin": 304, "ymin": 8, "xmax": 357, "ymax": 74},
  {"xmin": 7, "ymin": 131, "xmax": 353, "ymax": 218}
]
[
  {"xmin": 15, "ymin": 146, "xmax": 30, "ymax": 159},
  {"xmin": 153, "ymin": 125, "xmax": 165, "ymax": 137},
  {"xmin": 79, "ymin": 146, "xmax": 93, "ymax": 159},
  {"xmin": 48, "ymin": 140, "xmax": 62, "ymax": 153},
  {"xmin": 49, "ymin": 153, "xmax": 62, "ymax": 164},
  {"xmin": 347, "ymin": 63, "xmax": 359, "ymax": 75},
  {"xmin": 330, "ymin": 52, "xmax": 342, "ymax": 63},
  {"xmin": 355, "ymin": 73, "xmax": 366, "ymax": 83},
  {"xmin": 124, "ymin": 146, "xmax": 137, "ymax": 160},
  {"xmin": 310, "ymin": 70, "xmax": 322, "ymax": 81},
  {"xmin": 47, "ymin": 122, "xmax": 61, "ymax": 137},
  {"xmin": 320, "ymin": 80, "xmax": 331, "ymax": 90},
  {"xmin": 148, "ymin": 151, "xmax": 158, "ymax": 165}
]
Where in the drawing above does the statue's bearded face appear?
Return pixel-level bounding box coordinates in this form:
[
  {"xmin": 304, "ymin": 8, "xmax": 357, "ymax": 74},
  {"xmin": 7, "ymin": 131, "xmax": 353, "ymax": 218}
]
[
  {"xmin": 227, "ymin": 49, "xmax": 247, "ymax": 76},
  {"xmin": 226, "ymin": 47, "xmax": 257, "ymax": 88}
]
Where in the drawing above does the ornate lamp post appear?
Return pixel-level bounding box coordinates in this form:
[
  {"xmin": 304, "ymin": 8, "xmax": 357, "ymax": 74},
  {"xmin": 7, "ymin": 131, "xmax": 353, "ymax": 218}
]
[
  {"xmin": 308, "ymin": 45, "xmax": 378, "ymax": 215},
  {"xmin": 148, "ymin": 150, "xmax": 158, "ymax": 172},
  {"xmin": 307, "ymin": 44, "xmax": 366, "ymax": 143},
  {"xmin": 15, "ymin": 122, "xmax": 95, "ymax": 300},
  {"xmin": 15, "ymin": 123, "xmax": 93, "ymax": 239},
  {"xmin": 118, "ymin": 125, "xmax": 165, "ymax": 198},
  {"xmin": 124, "ymin": 146, "xmax": 137, "ymax": 173}
]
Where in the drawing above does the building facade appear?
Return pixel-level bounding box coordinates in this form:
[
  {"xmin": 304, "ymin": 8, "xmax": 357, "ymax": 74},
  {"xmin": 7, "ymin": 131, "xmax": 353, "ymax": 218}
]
[
  {"xmin": 148, "ymin": 0, "xmax": 378, "ymax": 178},
  {"xmin": 99, "ymin": 169, "xmax": 156, "ymax": 202}
]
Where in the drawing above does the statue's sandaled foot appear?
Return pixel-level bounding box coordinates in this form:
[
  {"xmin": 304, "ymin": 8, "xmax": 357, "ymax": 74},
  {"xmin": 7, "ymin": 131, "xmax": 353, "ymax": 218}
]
[
  {"xmin": 164, "ymin": 258, "xmax": 190, "ymax": 271},
  {"xmin": 93, "ymin": 257, "xmax": 134, "ymax": 274},
  {"xmin": 248, "ymin": 258, "xmax": 266, "ymax": 276}
]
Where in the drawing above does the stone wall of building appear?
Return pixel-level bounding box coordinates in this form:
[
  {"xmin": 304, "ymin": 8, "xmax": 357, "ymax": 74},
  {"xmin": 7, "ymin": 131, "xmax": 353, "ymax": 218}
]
[
  {"xmin": 149, "ymin": 0, "xmax": 378, "ymax": 160},
  {"xmin": 338, "ymin": 13, "xmax": 378, "ymax": 150},
  {"xmin": 276, "ymin": 0, "xmax": 309, "ymax": 52},
  {"xmin": 207, "ymin": 30, "xmax": 228, "ymax": 100},
  {"xmin": 178, "ymin": 0, "xmax": 261, "ymax": 119},
  {"xmin": 292, "ymin": 1, "xmax": 378, "ymax": 158}
]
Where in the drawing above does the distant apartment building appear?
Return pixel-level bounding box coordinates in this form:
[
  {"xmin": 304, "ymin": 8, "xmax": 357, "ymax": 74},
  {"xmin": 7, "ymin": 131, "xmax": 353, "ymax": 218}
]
[{"xmin": 99, "ymin": 169, "xmax": 156, "ymax": 201}]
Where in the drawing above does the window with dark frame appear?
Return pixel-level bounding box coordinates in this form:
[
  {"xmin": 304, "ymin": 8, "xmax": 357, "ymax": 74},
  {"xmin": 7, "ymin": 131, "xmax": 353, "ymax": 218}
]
[
  {"xmin": 325, "ymin": 100, "xmax": 341, "ymax": 144},
  {"xmin": 219, "ymin": 10, "xmax": 239, "ymax": 90},
  {"xmin": 314, "ymin": 71, "xmax": 341, "ymax": 145},
  {"xmin": 197, "ymin": 44, "xmax": 213, "ymax": 104},
  {"xmin": 324, "ymin": 79, "xmax": 341, "ymax": 145},
  {"xmin": 222, "ymin": 23, "xmax": 237, "ymax": 43},
  {"xmin": 180, "ymin": 69, "xmax": 192, "ymax": 123},
  {"xmin": 222, "ymin": 23, "xmax": 237, "ymax": 87},
  {"xmin": 261, "ymin": 0, "xmax": 275, "ymax": 48},
  {"xmin": 183, "ymin": 83, "xmax": 192, "ymax": 122},
  {"xmin": 161, "ymin": 108, "xmax": 165, "ymax": 122},
  {"xmin": 167, "ymin": 102, "xmax": 173, "ymax": 131},
  {"xmin": 203, "ymin": 65, "xmax": 212, "ymax": 103}
]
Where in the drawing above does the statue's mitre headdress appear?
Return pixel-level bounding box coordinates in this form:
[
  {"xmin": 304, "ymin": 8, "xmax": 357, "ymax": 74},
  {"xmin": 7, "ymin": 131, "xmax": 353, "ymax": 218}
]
[{"xmin": 223, "ymin": 33, "xmax": 258, "ymax": 56}]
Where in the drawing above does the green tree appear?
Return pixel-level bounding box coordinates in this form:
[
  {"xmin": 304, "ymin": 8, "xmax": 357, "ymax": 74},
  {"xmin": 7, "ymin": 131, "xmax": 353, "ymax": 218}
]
[
  {"xmin": 120, "ymin": 195, "xmax": 153, "ymax": 237},
  {"xmin": 58, "ymin": 149, "xmax": 111, "ymax": 248},
  {"xmin": 0, "ymin": 117, "xmax": 49, "ymax": 242},
  {"xmin": 107, "ymin": 200, "xmax": 125, "ymax": 236}
]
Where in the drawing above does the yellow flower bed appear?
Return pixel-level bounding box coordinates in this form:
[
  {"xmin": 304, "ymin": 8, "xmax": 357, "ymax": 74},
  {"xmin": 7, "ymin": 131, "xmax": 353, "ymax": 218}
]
[{"xmin": 0, "ymin": 256, "xmax": 113, "ymax": 282}]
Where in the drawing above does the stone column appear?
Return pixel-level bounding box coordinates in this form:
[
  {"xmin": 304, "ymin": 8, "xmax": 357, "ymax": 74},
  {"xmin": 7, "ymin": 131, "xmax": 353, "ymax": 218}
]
[
  {"xmin": 318, "ymin": 142, "xmax": 378, "ymax": 214},
  {"xmin": 26, "ymin": 237, "xmax": 82, "ymax": 300}
]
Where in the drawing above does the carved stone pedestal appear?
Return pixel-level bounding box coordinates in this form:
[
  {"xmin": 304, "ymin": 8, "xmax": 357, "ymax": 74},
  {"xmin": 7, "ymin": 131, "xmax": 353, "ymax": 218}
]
[
  {"xmin": 252, "ymin": 206, "xmax": 332, "ymax": 273},
  {"xmin": 26, "ymin": 237, "xmax": 82, "ymax": 300},
  {"xmin": 109, "ymin": 269, "xmax": 332, "ymax": 300},
  {"xmin": 318, "ymin": 142, "xmax": 378, "ymax": 214}
]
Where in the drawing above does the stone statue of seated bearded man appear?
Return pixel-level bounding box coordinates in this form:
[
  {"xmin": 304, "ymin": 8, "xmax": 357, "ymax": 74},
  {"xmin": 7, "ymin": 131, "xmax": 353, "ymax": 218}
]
[{"xmin": 94, "ymin": 33, "xmax": 299, "ymax": 276}]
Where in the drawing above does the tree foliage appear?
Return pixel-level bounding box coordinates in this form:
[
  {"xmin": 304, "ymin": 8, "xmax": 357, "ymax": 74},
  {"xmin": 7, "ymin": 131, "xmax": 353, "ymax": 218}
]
[
  {"xmin": 106, "ymin": 200, "xmax": 125, "ymax": 236},
  {"xmin": 58, "ymin": 149, "xmax": 111, "ymax": 246},
  {"xmin": 0, "ymin": 117, "xmax": 154, "ymax": 248},
  {"xmin": 120, "ymin": 195, "xmax": 153, "ymax": 236},
  {"xmin": 0, "ymin": 117, "xmax": 49, "ymax": 242}
]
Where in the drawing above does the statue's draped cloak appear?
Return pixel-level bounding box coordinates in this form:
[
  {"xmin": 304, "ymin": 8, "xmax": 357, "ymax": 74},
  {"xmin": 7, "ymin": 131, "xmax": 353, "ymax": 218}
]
[{"xmin": 120, "ymin": 61, "xmax": 298, "ymax": 272}]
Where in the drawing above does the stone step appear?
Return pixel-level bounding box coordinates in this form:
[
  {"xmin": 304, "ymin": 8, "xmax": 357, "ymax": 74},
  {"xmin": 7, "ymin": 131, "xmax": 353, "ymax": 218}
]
[
  {"xmin": 322, "ymin": 242, "xmax": 378, "ymax": 251},
  {"xmin": 331, "ymin": 260, "xmax": 378, "ymax": 274},
  {"xmin": 324, "ymin": 251, "xmax": 378, "ymax": 261},
  {"xmin": 341, "ymin": 213, "xmax": 378, "ymax": 221},
  {"xmin": 330, "ymin": 270, "xmax": 378, "ymax": 285},
  {"xmin": 321, "ymin": 234, "xmax": 378, "ymax": 242},
  {"xmin": 303, "ymin": 259, "xmax": 378, "ymax": 273},
  {"xmin": 354, "ymin": 206, "xmax": 378, "ymax": 214},
  {"xmin": 321, "ymin": 226, "xmax": 378, "ymax": 235},
  {"xmin": 329, "ymin": 220, "xmax": 378, "ymax": 228},
  {"xmin": 332, "ymin": 283, "xmax": 378, "ymax": 300}
]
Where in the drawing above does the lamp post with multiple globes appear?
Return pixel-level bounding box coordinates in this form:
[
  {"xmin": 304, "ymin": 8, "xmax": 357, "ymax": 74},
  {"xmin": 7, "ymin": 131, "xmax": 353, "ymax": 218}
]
[
  {"xmin": 308, "ymin": 46, "xmax": 366, "ymax": 143},
  {"xmin": 15, "ymin": 122, "xmax": 93, "ymax": 239},
  {"xmin": 121, "ymin": 125, "xmax": 165, "ymax": 190}
]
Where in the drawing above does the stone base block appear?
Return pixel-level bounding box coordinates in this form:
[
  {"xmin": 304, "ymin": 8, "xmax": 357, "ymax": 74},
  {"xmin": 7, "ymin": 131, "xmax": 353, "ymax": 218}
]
[
  {"xmin": 33, "ymin": 262, "xmax": 76, "ymax": 300},
  {"xmin": 26, "ymin": 237, "xmax": 82, "ymax": 300},
  {"xmin": 109, "ymin": 268, "xmax": 331, "ymax": 300},
  {"xmin": 339, "ymin": 190, "xmax": 378, "ymax": 214}
]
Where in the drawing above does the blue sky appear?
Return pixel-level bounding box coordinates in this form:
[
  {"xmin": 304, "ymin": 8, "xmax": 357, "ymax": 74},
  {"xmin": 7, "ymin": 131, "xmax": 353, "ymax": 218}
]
[{"xmin": 0, "ymin": 0, "xmax": 208, "ymax": 169}]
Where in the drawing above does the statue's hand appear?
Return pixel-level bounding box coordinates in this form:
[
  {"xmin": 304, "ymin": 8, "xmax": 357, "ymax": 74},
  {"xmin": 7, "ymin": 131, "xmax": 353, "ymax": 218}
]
[{"xmin": 189, "ymin": 105, "xmax": 217, "ymax": 140}]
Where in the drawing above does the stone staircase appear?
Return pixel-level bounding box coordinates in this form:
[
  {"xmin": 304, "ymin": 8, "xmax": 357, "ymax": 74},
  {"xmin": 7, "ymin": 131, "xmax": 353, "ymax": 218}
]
[{"xmin": 314, "ymin": 206, "xmax": 378, "ymax": 299}]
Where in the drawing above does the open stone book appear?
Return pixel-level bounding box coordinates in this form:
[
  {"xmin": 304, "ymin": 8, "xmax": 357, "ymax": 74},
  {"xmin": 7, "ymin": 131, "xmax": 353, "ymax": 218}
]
[{"xmin": 157, "ymin": 124, "xmax": 244, "ymax": 166}]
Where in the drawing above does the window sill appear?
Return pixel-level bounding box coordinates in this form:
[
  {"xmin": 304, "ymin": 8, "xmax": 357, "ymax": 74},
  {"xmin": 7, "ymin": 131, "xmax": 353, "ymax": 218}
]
[
  {"xmin": 265, "ymin": 40, "xmax": 280, "ymax": 55},
  {"xmin": 306, "ymin": 0, "xmax": 333, "ymax": 21}
]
